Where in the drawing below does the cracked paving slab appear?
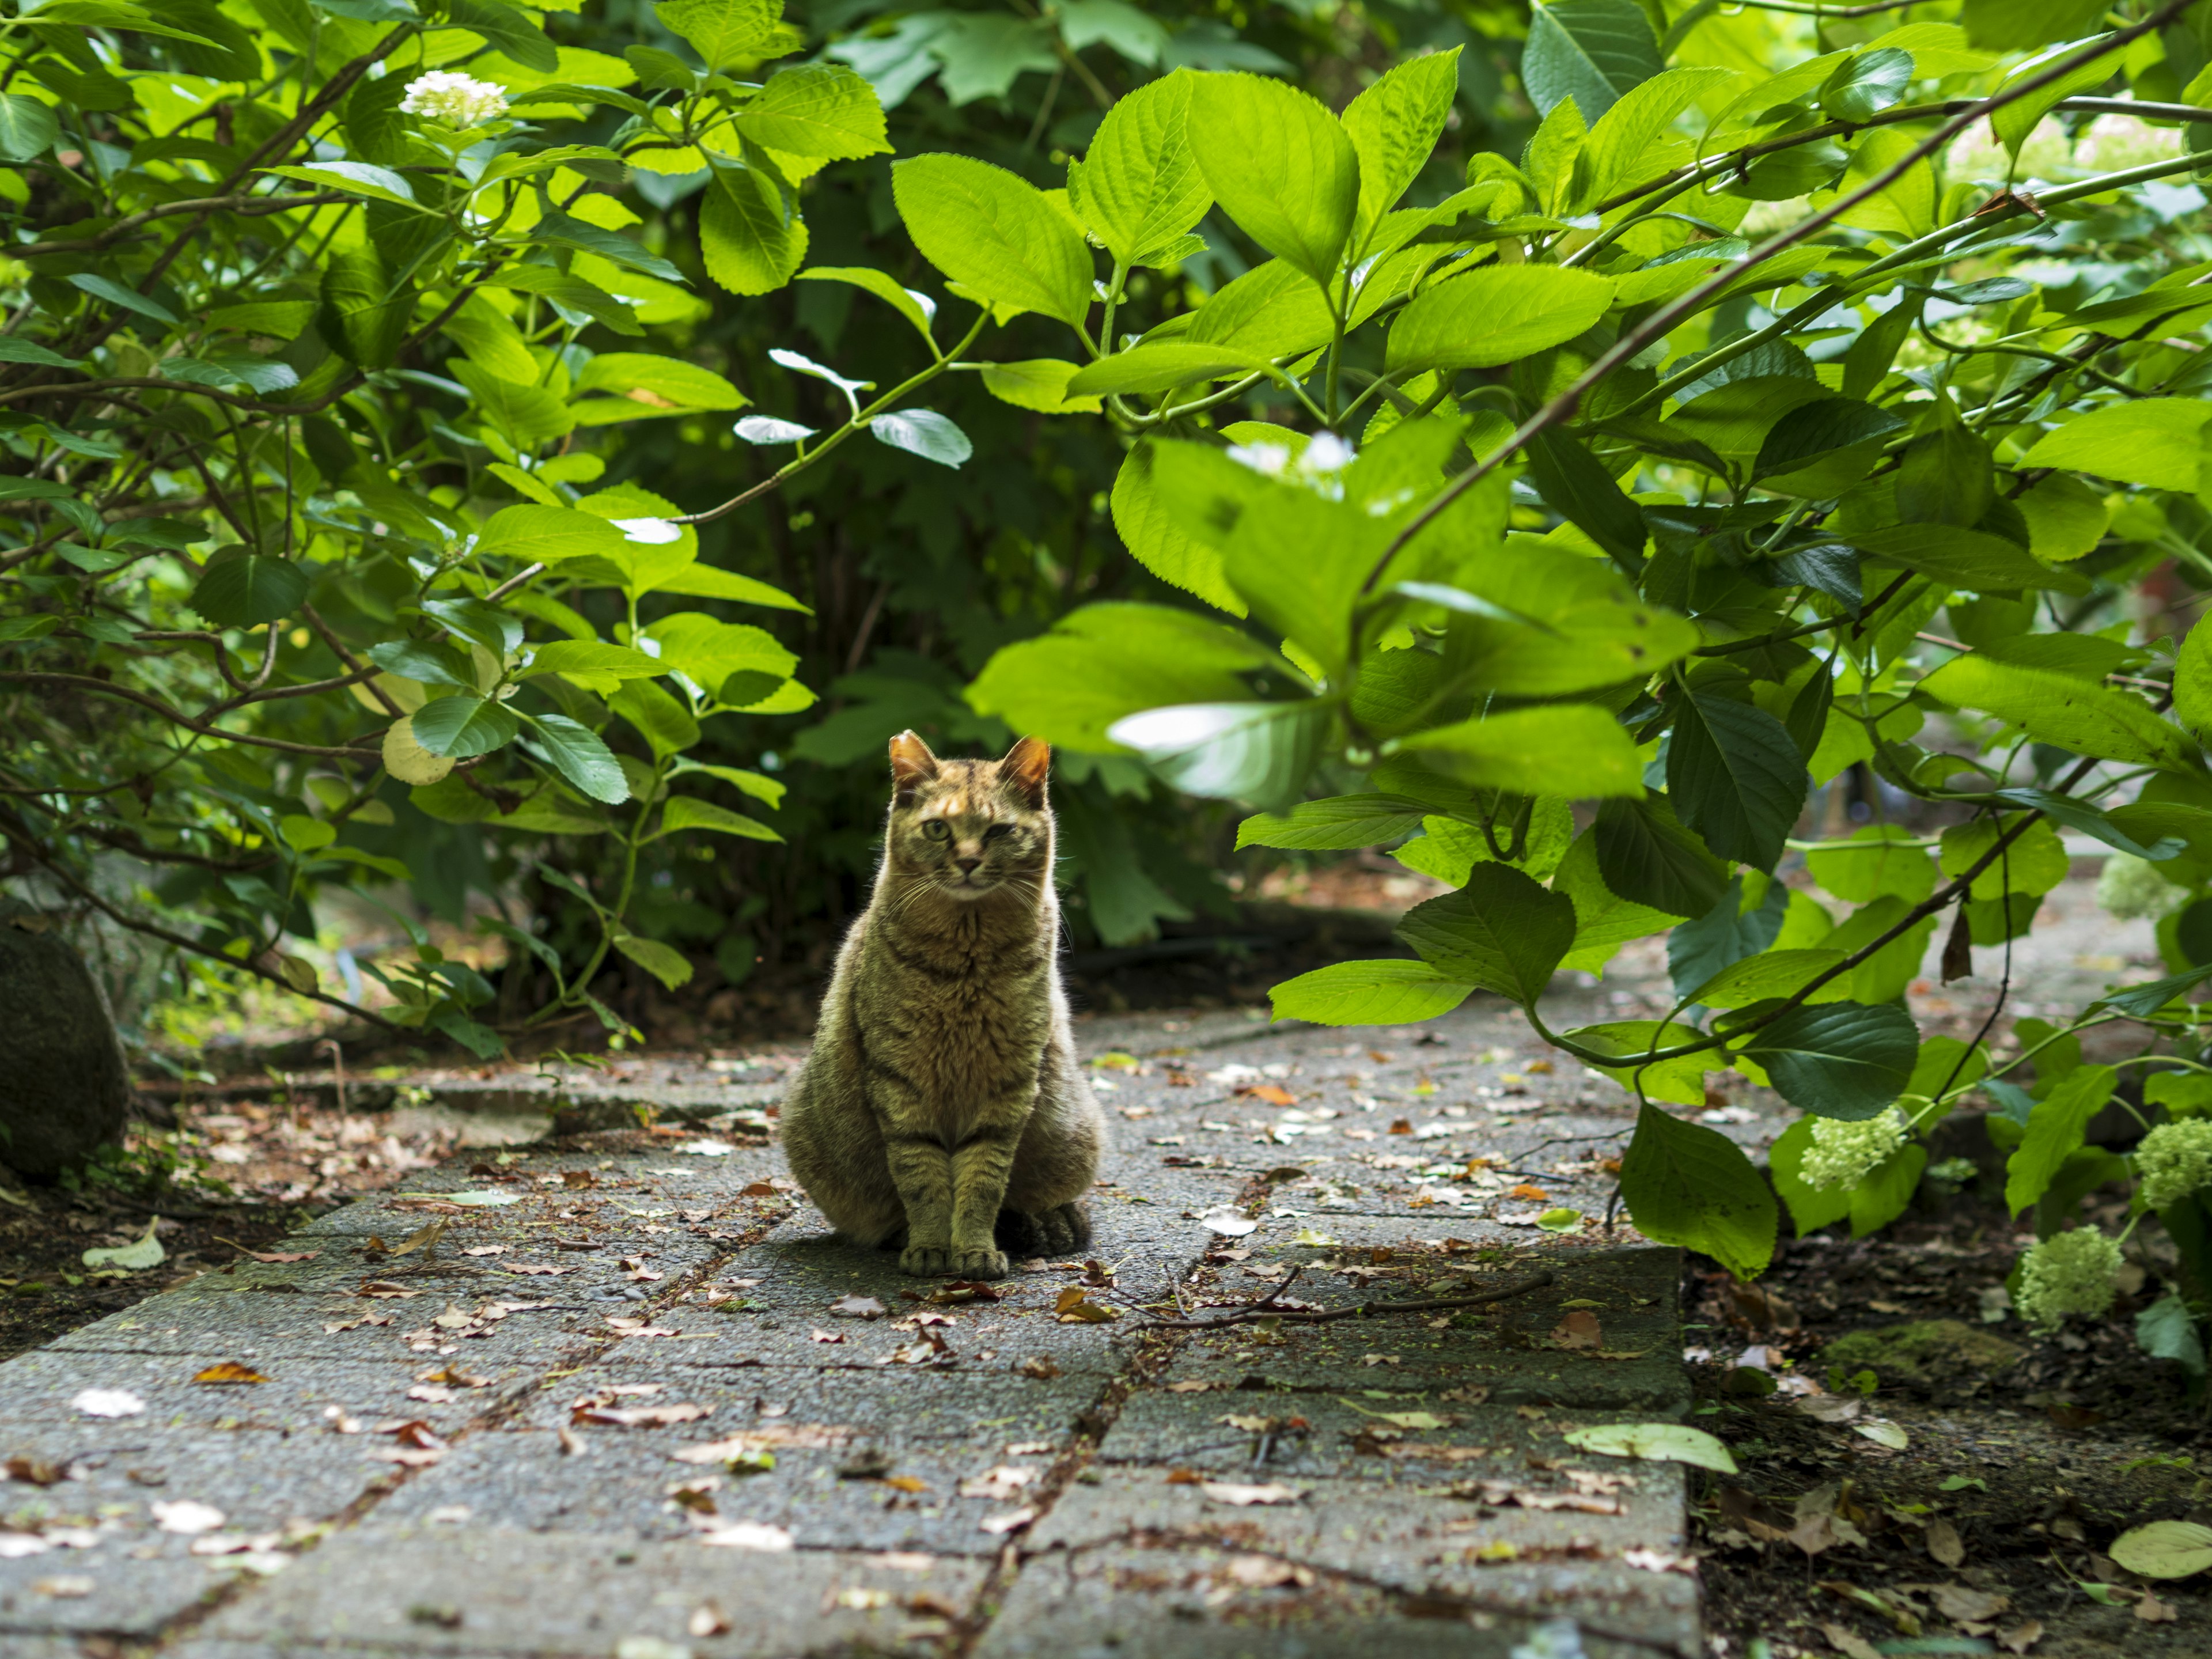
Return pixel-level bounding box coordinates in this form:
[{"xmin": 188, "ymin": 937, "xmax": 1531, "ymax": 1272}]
[{"xmin": 0, "ymin": 995, "xmax": 1728, "ymax": 1656}]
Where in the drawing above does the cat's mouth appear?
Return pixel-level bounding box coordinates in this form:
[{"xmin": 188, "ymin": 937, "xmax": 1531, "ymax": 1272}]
[{"xmin": 940, "ymin": 870, "xmax": 997, "ymax": 897}]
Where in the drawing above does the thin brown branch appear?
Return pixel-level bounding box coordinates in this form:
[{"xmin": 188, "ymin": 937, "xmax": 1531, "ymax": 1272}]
[{"xmin": 0, "ymin": 672, "xmax": 380, "ymax": 759}]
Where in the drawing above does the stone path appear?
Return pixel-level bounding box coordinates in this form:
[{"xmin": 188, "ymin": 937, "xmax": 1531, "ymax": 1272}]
[{"xmin": 2, "ymin": 997, "xmax": 1745, "ymax": 1659}]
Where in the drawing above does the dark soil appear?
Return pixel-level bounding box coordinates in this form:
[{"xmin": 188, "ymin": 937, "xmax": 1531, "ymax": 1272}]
[{"xmin": 1687, "ymin": 1193, "xmax": 2211, "ymax": 1658}]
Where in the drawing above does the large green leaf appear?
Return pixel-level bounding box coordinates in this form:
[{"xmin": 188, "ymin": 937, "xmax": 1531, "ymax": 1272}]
[
  {"xmin": 700, "ymin": 166, "xmax": 808, "ymax": 296},
  {"xmin": 1185, "ymin": 71, "xmax": 1359, "ymax": 289},
  {"xmin": 1396, "ymin": 706, "xmax": 1642, "ymax": 799},
  {"xmin": 1109, "ymin": 442, "xmax": 1244, "ymax": 617},
  {"xmin": 1738, "ymin": 1002, "xmax": 1919, "ymax": 1122},
  {"xmin": 1847, "ymin": 524, "xmax": 2080, "ymax": 593},
  {"xmin": 1521, "ymin": 0, "xmax": 1661, "ymax": 122},
  {"xmin": 1068, "ymin": 73, "xmax": 1211, "ymax": 267},
  {"xmin": 2177, "ymin": 618, "xmax": 2212, "ymax": 747},
  {"xmin": 411, "ymin": 694, "xmax": 524, "ymax": 759},
  {"xmin": 476, "ymin": 504, "xmax": 632, "ymax": 563},
  {"xmin": 2005, "ymin": 1065, "xmax": 2117, "ymax": 1216},
  {"xmin": 526, "ymin": 713, "xmax": 628, "ymax": 804},
  {"xmin": 892, "ymin": 154, "xmax": 1092, "ymax": 325},
  {"xmin": 1618, "ymin": 1102, "xmax": 1777, "ymax": 1279},
  {"xmin": 1920, "ymin": 652, "xmax": 2196, "ymax": 772},
  {"xmin": 660, "ymin": 796, "xmax": 782, "ymax": 841},
  {"xmin": 1592, "ymin": 793, "xmax": 1728, "ymax": 918},
  {"xmin": 1569, "ymin": 1020, "xmax": 1709, "ymax": 1105},
  {"xmin": 1409, "ymin": 543, "xmax": 1695, "ymax": 694},
  {"xmin": 1105, "ymin": 700, "xmax": 1328, "ymax": 809},
  {"xmin": 1385, "ymin": 266, "xmax": 1615, "ymax": 373},
  {"xmin": 1340, "ymin": 47, "xmax": 1460, "ymax": 239},
  {"xmin": 1236, "ymin": 794, "xmax": 1433, "ymax": 851},
  {"xmin": 1396, "ymin": 862, "xmax": 1575, "ymax": 1005},
  {"xmin": 1268, "ymin": 958, "xmax": 1476, "ymax": 1025},
  {"xmin": 967, "ymin": 603, "xmax": 1274, "ymax": 751},
  {"xmin": 2021, "ymin": 399, "xmax": 2212, "ymax": 492},
  {"xmin": 732, "ymin": 62, "xmax": 889, "ymax": 159},
  {"xmin": 190, "ymin": 554, "xmax": 309, "ymax": 627},
  {"xmin": 0, "ymin": 94, "xmax": 60, "ymax": 162},
  {"xmin": 656, "ymin": 0, "xmax": 782, "ymax": 69},
  {"xmin": 1666, "ymin": 691, "xmax": 1806, "ymax": 873}
]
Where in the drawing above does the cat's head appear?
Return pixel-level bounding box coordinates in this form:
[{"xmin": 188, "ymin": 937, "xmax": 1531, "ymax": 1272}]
[{"xmin": 884, "ymin": 730, "xmax": 1051, "ymax": 901}]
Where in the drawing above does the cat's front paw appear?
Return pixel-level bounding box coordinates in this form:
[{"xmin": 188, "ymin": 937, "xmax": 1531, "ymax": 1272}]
[
  {"xmin": 899, "ymin": 1244, "xmax": 952, "ymax": 1276},
  {"xmin": 950, "ymin": 1245, "xmax": 1010, "ymax": 1281}
]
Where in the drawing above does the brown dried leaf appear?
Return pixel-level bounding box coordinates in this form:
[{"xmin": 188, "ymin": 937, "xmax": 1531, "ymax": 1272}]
[
  {"xmin": 830, "ymin": 1295, "xmax": 887, "ymax": 1320},
  {"xmin": 1927, "ymin": 1517, "xmax": 1964, "ymax": 1569},
  {"xmin": 1934, "ymin": 1584, "xmax": 2010, "ymax": 1625},
  {"xmin": 191, "ymin": 1363, "xmax": 268, "ymax": 1385},
  {"xmin": 1550, "ymin": 1310, "xmax": 1602, "ymax": 1351}
]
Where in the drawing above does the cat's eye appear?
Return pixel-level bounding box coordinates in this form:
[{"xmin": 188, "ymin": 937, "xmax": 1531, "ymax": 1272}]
[
  {"xmin": 921, "ymin": 820, "xmax": 950, "ymax": 839},
  {"xmin": 984, "ymin": 824, "xmax": 1014, "ymax": 840}
]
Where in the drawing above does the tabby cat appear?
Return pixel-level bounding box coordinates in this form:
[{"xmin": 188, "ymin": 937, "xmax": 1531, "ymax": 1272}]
[{"xmin": 779, "ymin": 731, "xmax": 1104, "ymax": 1278}]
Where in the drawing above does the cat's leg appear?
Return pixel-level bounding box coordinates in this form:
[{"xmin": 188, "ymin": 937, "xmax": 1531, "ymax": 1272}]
[
  {"xmin": 999, "ymin": 1039, "xmax": 1104, "ymax": 1259},
  {"xmin": 782, "ymin": 1051, "xmax": 906, "ymax": 1246},
  {"xmin": 881, "ymin": 1129, "xmax": 958, "ymax": 1275},
  {"xmin": 943, "ymin": 1114, "xmax": 1026, "ymax": 1279}
]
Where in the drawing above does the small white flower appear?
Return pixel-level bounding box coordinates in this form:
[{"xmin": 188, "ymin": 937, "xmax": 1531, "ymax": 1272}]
[
  {"xmin": 2013, "ymin": 1228, "xmax": 2123, "ymax": 1333},
  {"xmin": 2096, "ymin": 852, "xmax": 2189, "ymax": 921},
  {"xmin": 399, "ymin": 71, "xmax": 509, "ymax": 128},
  {"xmin": 1224, "ymin": 440, "xmax": 1291, "ymax": 478},
  {"xmin": 1798, "ymin": 1107, "xmax": 1909, "ymax": 1191},
  {"xmin": 1298, "ymin": 432, "xmax": 1355, "ymax": 475},
  {"xmin": 2135, "ymin": 1117, "xmax": 2212, "ymax": 1210}
]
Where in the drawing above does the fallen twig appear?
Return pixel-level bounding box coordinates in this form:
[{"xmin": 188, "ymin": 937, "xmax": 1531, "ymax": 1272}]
[{"xmin": 1133, "ymin": 1268, "xmax": 1555, "ymax": 1330}]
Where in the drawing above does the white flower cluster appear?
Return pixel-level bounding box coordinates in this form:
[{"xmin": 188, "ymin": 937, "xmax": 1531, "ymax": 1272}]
[
  {"xmin": 2135, "ymin": 1118, "xmax": 2212, "ymax": 1209},
  {"xmin": 399, "ymin": 71, "xmax": 509, "ymax": 127},
  {"xmin": 1799, "ymin": 1107, "xmax": 1909, "ymax": 1191},
  {"xmin": 2013, "ymin": 1228, "xmax": 2123, "ymax": 1333},
  {"xmin": 2096, "ymin": 853, "xmax": 2189, "ymax": 921},
  {"xmin": 1225, "ymin": 431, "xmax": 1355, "ymax": 499}
]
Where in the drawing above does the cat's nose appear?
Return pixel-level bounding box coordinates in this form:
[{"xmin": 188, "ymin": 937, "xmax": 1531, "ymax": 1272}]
[{"xmin": 955, "ymin": 856, "xmax": 982, "ymax": 874}]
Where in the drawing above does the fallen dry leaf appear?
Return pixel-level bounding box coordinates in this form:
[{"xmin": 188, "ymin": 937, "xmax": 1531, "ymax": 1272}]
[
  {"xmin": 979, "ymin": 1506, "xmax": 1035, "ymax": 1536},
  {"xmin": 462, "ymin": 1245, "xmax": 507, "ymax": 1257},
  {"xmin": 71, "ymin": 1388, "xmax": 145, "ymax": 1418},
  {"xmin": 1822, "ymin": 1623, "xmax": 1882, "ymax": 1659},
  {"xmin": 2136, "ymin": 1589, "xmax": 2178, "ymax": 1623},
  {"xmin": 831, "ymin": 1295, "xmax": 887, "ymax": 1320},
  {"xmin": 698, "ymin": 1522, "xmax": 792, "ymax": 1551},
  {"xmin": 191, "ymin": 1362, "xmax": 269, "ymax": 1385},
  {"xmin": 1927, "ymin": 1517, "xmax": 1964, "ymax": 1568},
  {"xmin": 573, "ymin": 1403, "xmax": 714, "ymax": 1429},
  {"xmin": 689, "ymin": 1603, "xmax": 731, "ymax": 1637},
  {"xmin": 882, "ymin": 1475, "xmax": 929, "ymax": 1494},
  {"xmin": 152, "ymin": 1500, "xmax": 226, "ymax": 1535},
  {"xmin": 1550, "ymin": 1310, "xmax": 1602, "ymax": 1351},
  {"xmin": 5, "ymin": 1457, "xmax": 69, "ymax": 1487},
  {"xmin": 556, "ymin": 1425, "xmax": 588, "ymax": 1457},
  {"xmin": 1162, "ymin": 1379, "xmax": 1218, "ymax": 1393},
  {"xmin": 31, "ymin": 1575, "xmax": 92, "ymax": 1598},
  {"xmin": 957, "ymin": 1466, "xmax": 1037, "ymax": 1502},
  {"xmin": 389, "ymin": 1220, "xmax": 450, "ymax": 1257},
  {"xmin": 499, "ymin": 1263, "xmax": 570, "ymax": 1277},
  {"xmin": 1054, "ymin": 1288, "xmax": 1116, "ymax": 1323},
  {"xmin": 1016, "ymin": 1358, "xmax": 1061, "ymax": 1380},
  {"xmin": 1236, "ymin": 1084, "xmax": 1296, "ymax": 1107},
  {"xmin": 1934, "ymin": 1584, "xmax": 2010, "ymax": 1625},
  {"xmin": 1998, "ymin": 1620, "xmax": 2043, "ymax": 1654},
  {"xmin": 353, "ymin": 1282, "xmax": 420, "ymax": 1300}
]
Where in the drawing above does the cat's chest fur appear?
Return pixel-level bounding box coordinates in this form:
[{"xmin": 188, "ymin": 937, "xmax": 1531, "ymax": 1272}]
[{"xmin": 861, "ymin": 910, "xmax": 1050, "ymax": 1120}]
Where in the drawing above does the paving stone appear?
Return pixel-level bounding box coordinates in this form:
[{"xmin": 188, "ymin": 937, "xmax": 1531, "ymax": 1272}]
[
  {"xmin": 0, "ymin": 1548, "xmax": 226, "ymax": 1641},
  {"xmin": 973, "ymin": 1541, "xmax": 1687, "ymax": 1659},
  {"xmin": 375, "ymin": 1367, "xmax": 1097, "ymax": 1553},
  {"xmin": 194, "ymin": 1526, "xmax": 988, "ymax": 1654},
  {"xmin": 0, "ymin": 1348, "xmax": 528, "ymax": 1438}
]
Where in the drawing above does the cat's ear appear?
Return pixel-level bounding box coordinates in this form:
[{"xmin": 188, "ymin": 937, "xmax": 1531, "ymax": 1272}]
[
  {"xmin": 889, "ymin": 730, "xmax": 939, "ymax": 804},
  {"xmin": 1002, "ymin": 735, "xmax": 1050, "ymax": 806}
]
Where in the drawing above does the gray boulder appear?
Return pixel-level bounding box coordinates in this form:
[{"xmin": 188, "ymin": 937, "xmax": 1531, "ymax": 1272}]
[{"xmin": 0, "ymin": 911, "xmax": 129, "ymax": 1179}]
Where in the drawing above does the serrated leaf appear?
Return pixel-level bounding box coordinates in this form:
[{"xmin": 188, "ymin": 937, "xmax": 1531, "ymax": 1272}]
[
  {"xmin": 1185, "ymin": 72, "xmax": 1358, "ymax": 289},
  {"xmin": 1267, "ymin": 959, "xmax": 1476, "ymax": 1025},
  {"xmin": 891, "ymin": 154, "xmax": 1092, "ymax": 325},
  {"xmin": 1385, "ymin": 266, "xmax": 1615, "ymax": 373},
  {"xmin": 660, "ymin": 796, "xmax": 781, "ymax": 841},
  {"xmin": 1666, "ymin": 691, "xmax": 1806, "ymax": 873},
  {"xmin": 1616, "ymin": 1103, "xmax": 1776, "ymax": 1280},
  {"xmin": 410, "ymin": 694, "xmax": 521, "ymax": 759},
  {"xmin": 1069, "ymin": 73, "xmax": 1210, "ymax": 268},
  {"xmin": 527, "ymin": 713, "xmax": 628, "ymax": 804},
  {"xmin": 613, "ymin": 932, "xmax": 695, "ymax": 989},
  {"xmin": 190, "ymin": 555, "xmax": 309, "ymax": 627},
  {"xmin": 1737, "ymin": 1002, "xmax": 1918, "ymax": 1122},
  {"xmin": 1395, "ymin": 862, "xmax": 1575, "ymax": 1005}
]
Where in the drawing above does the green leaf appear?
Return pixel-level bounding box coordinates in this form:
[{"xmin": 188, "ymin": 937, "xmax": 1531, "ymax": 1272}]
[
  {"xmin": 1340, "ymin": 47, "xmax": 1461, "ymax": 238},
  {"xmin": 484, "ymin": 266, "xmax": 643, "ymax": 336},
  {"xmin": 1395, "ymin": 706, "xmax": 1643, "ymax": 799},
  {"xmin": 190, "ymin": 555, "xmax": 309, "ymax": 627},
  {"xmin": 950, "ymin": 357, "xmax": 1089, "ymax": 422},
  {"xmin": 649, "ymin": 612, "xmax": 797, "ymax": 692},
  {"xmin": 967, "ymin": 602, "xmax": 1273, "ymax": 751},
  {"xmin": 1617, "ymin": 1102, "xmax": 1777, "ymax": 1279},
  {"xmin": 650, "ymin": 563, "xmax": 809, "ymax": 612},
  {"xmin": 1267, "ymin": 958, "xmax": 1475, "ymax": 1025},
  {"xmin": 1684, "ymin": 949, "xmax": 1850, "ymax": 1011},
  {"xmin": 411, "ymin": 694, "xmax": 522, "ymax": 759},
  {"xmin": 660, "ymin": 796, "xmax": 781, "ymax": 841},
  {"xmin": 733, "ymin": 61, "xmax": 889, "ymax": 158},
  {"xmin": 1106, "ymin": 700, "xmax": 1328, "ymax": 809},
  {"xmin": 453, "ymin": 361, "xmax": 574, "ymax": 448},
  {"xmin": 2109, "ymin": 1520, "xmax": 2212, "ymax": 1580},
  {"xmin": 1819, "ymin": 46, "xmax": 1912, "ymax": 123},
  {"xmin": 1937, "ymin": 814, "xmax": 2068, "ymax": 900},
  {"xmin": 70, "ymin": 272, "xmax": 177, "ymax": 327},
  {"xmin": 0, "ymin": 336, "xmax": 79, "ymax": 368},
  {"xmin": 1065, "ymin": 340, "xmax": 1276, "ymax": 396},
  {"xmin": 871, "ymin": 408, "xmax": 972, "ymax": 468},
  {"xmin": 1806, "ymin": 825, "xmax": 1937, "ymax": 904},
  {"xmin": 1068, "ymin": 72, "xmax": 1211, "ymax": 267},
  {"xmin": 1385, "ymin": 266, "xmax": 1615, "ymax": 373},
  {"xmin": 700, "ymin": 168, "xmax": 808, "ymax": 297},
  {"xmin": 1738, "ymin": 1002, "xmax": 1919, "ymax": 1122},
  {"xmin": 2087, "ymin": 962, "xmax": 2212, "ymax": 1018},
  {"xmin": 526, "ymin": 713, "xmax": 628, "ymax": 804},
  {"xmin": 521, "ymin": 641, "xmax": 662, "ymax": 687},
  {"xmin": 1754, "ymin": 397, "xmax": 1907, "ymax": 478},
  {"xmin": 1524, "ymin": 429, "xmax": 1646, "ymax": 570},
  {"xmin": 2136, "ymin": 1296, "xmax": 2207, "ymax": 1380},
  {"xmin": 797, "ymin": 267, "xmax": 937, "ymax": 345},
  {"xmin": 1236, "ymin": 794, "xmax": 1433, "ymax": 851},
  {"xmin": 612, "ymin": 931, "xmax": 695, "ymax": 989},
  {"xmin": 1768, "ymin": 1116, "xmax": 1853, "ymax": 1236},
  {"xmin": 1112, "ymin": 443, "xmax": 1243, "ymax": 617},
  {"xmin": 1993, "ymin": 35, "xmax": 2120, "ymax": 160},
  {"xmin": 82, "ymin": 1217, "xmax": 165, "ymax": 1272},
  {"xmin": 571, "ymin": 353, "xmax": 746, "ymax": 422},
  {"xmin": 445, "ymin": 0, "xmax": 556, "ymax": 69},
  {"xmin": 263, "ymin": 160, "xmax": 421, "ymax": 210},
  {"xmin": 2021, "ymin": 399, "xmax": 2212, "ymax": 493},
  {"xmin": 654, "ymin": 0, "xmax": 779, "ymax": 69},
  {"xmin": 1396, "ymin": 862, "xmax": 1575, "ymax": 1005},
  {"xmin": 368, "ymin": 639, "xmax": 475, "ymax": 688},
  {"xmin": 1183, "ymin": 259, "xmax": 1336, "ymax": 358},
  {"xmin": 1919, "ymin": 652, "xmax": 2196, "ymax": 772},
  {"xmin": 1592, "ymin": 794, "xmax": 1728, "ymax": 918},
  {"xmin": 2005, "ymin": 1064, "xmax": 2116, "ymax": 1215},
  {"xmin": 1185, "ymin": 71, "xmax": 1359, "ymax": 289},
  {"xmin": 1668, "ymin": 874, "xmax": 1789, "ymax": 1002},
  {"xmin": 1563, "ymin": 1419, "xmax": 1738, "ymax": 1472},
  {"xmin": 1521, "ymin": 0, "xmax": 1661, "ymax": 122},
  {"xmin": 478, "ymin": 504, "xmax": 631, "ymax": 563},
  {"xmin": 1963, "ymin": 0, "xmax": 2113, "ymax": 51},
  {"xmin": 1578, "ymin": 66, "xmax": 1733, "ymax": 206},
  {"xmin": 612, "ymin": 679, "xmax": 699, "ymax": 760},
  {"xmin": 1847, "ymin": 524, "xmax": 2080, "ymax": 593},
  {"xmin": 891, "ymin": 154, "xmax": 1092, "ymax": 326},
  {"xmin": 1568, "ymin": 1019, "xmax": 1709, "ymax": 1105},
  {"xmin": 2175, "ymin": 616, "xmax": 2212, "ymax": 749},
  {"xmin": 669, "ymin": 760, "xmax": 785, "ymax": 809},
  {"xmin": 1666, "ymin": 691, "xmax": 1806, "ymax": 873},
  {"xmin": 0, "ymin": 93, "xmax": 60, "ymax": 162}
]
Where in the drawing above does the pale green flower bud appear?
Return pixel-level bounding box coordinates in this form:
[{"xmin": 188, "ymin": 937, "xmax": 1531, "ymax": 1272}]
[
  {"xmin": 2013, "ymin": 1228, "xmax": 2123, "ymax": 1333},
  {"xmin": 1799, "ymin": 1107, "xmax": 1909, "ymax": 1191},
  {"xmin": 2095, "ymin": 853, "xmax": 2187, "ymax": 922},
  {"xmin": 2135, "ymin": 1118, "xmax": 2212, "ymax": 1210}
]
